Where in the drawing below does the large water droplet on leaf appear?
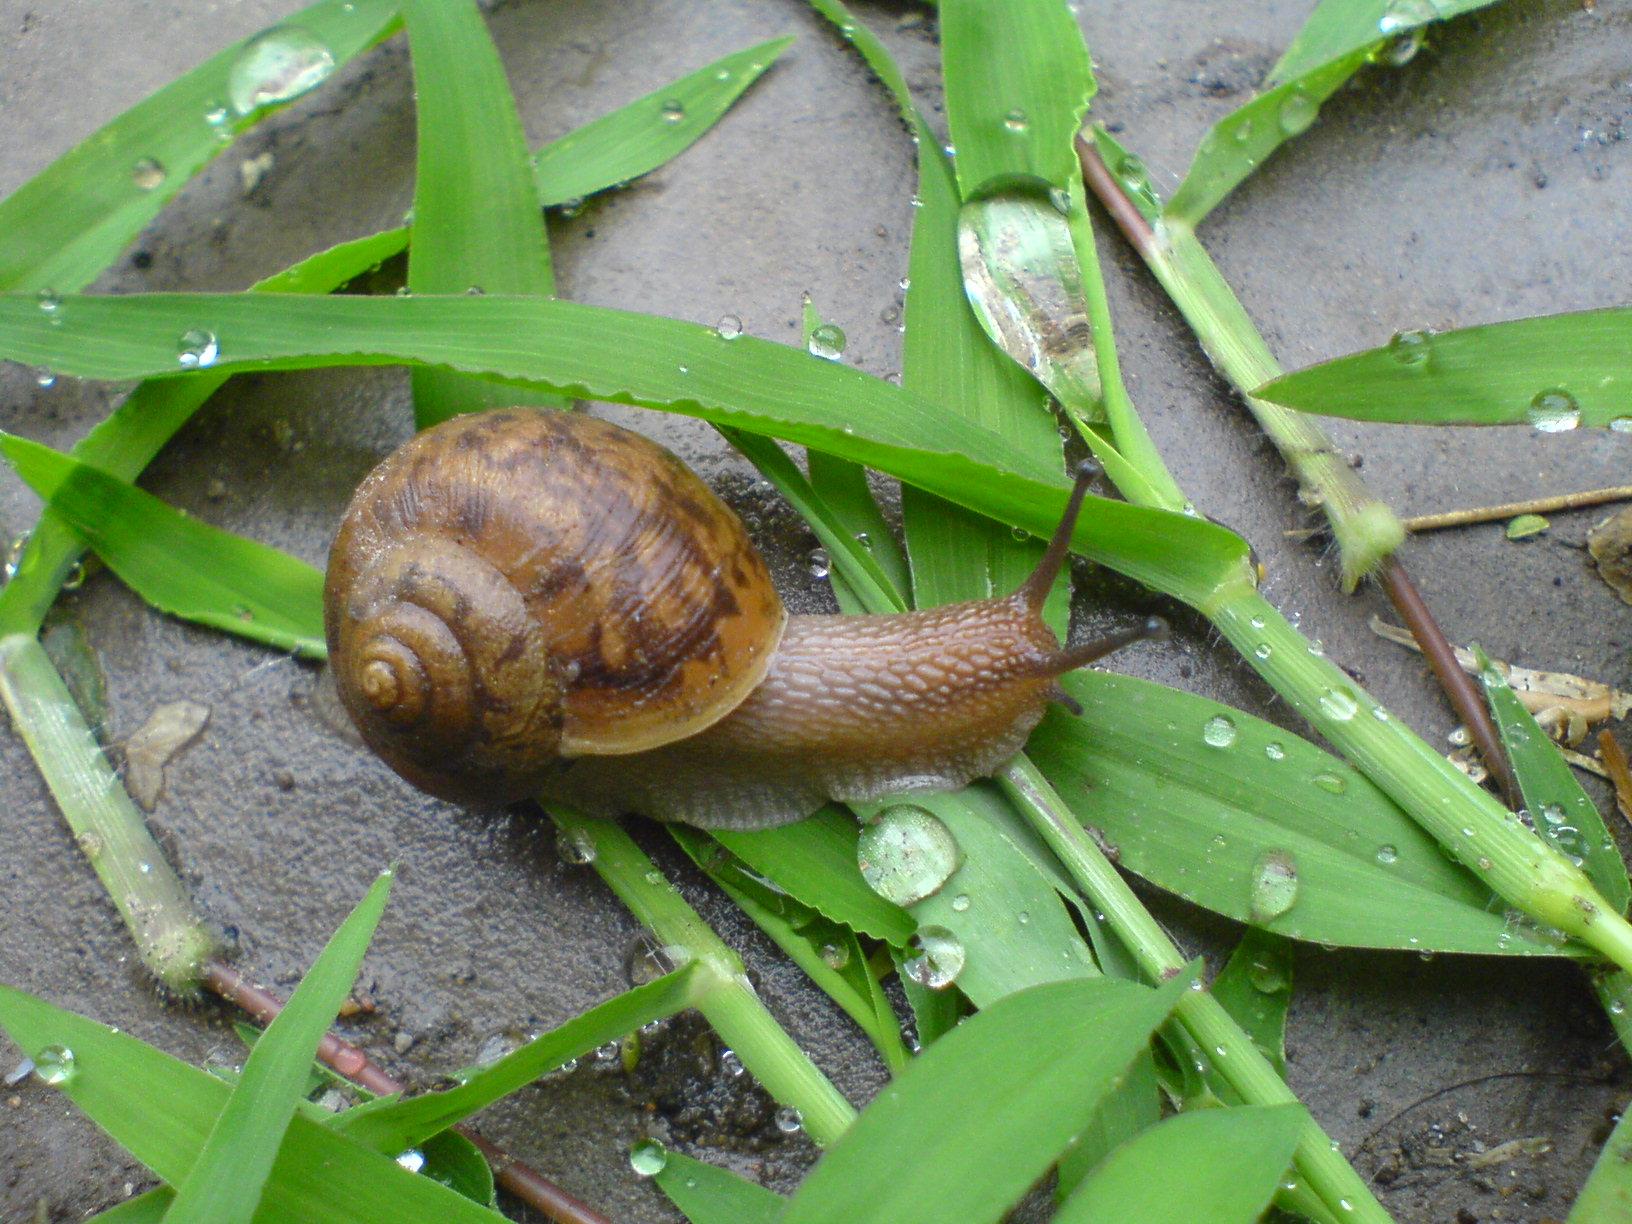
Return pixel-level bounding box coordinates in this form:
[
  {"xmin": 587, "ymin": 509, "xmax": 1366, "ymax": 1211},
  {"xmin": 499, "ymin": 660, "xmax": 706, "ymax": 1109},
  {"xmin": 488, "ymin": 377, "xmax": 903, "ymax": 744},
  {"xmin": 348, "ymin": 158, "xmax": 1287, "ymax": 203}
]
[
  {"xmin": 228, "ymin": 27, "xmax": 336, "ymax": 116},
  {"xmin": 857, "ymin": 805, "xmax": 962, "ymax": 906}
]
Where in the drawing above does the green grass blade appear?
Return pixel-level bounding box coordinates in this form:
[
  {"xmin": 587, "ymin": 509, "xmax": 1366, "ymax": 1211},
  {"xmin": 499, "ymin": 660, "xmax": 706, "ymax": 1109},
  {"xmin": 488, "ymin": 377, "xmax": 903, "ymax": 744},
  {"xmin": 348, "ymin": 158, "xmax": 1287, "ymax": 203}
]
[
  {"xmin": 419, "ymin": 1131, "xmax": 497, "ymax": 1208},
  {"xmin": 652, "ymin": 1150, "xmax": 784, "ymax": 1224},
  {"xmin": 1027, "ymin": 670, "xmax": 1579, "ymax": 956},
  {"xmin": 0, "ymin": 983, "xmax": 500, "ymax": 1222},
  {"xmin": 0, "ymin": 435, "xmax": 325, "ymax": 656},
  {"xmin": 531, "ymin": 37, "xmax": 792, "ymax": 205},
  {"xmin": 401, "ymin": 0, "xmax": 557, "ymax": 425},
  {"xmin": 0, "ymin": 292, "xmax": 1250, "ymax": 607},
  {"xmin": 164, "ymin": 871, "xmax": 394, "ymax": 1224},
  {"xmin": 712, "ymin": 811, "xmax": 915, "ymax": 946},
  {"xmin": 0, "ymin": 0, "xmax": 399, "ymax": 294},
  {"xmin": 1210, "ymin": 930, "xmax": 1294, "ymax": 1077},
  {"xmin": 1055, "ymin": 1104, "xmax": 1307, "ymax": 1224},
  {"xmin": 1256, "ymin": 307, "xmax": 1632, "ymax": 428},
  {"xmin": 671, "ymin": 827, "xmax": 909, "ymax": 1074},
  {"xmin": 783, "ymin": 976, "xmax": 1185, "ymax": 1224},
  {"xmin": 1164, "ymin": 50, "xmax": 1370, "ymax": 228},
  {"xmin": 939, "ymin": 0, "xmax": 1095, "ymax": 198},
  {"xmin": 1570, "ymin": 1100, "xmax": 1632, "ymax": 1223},
  {"xmin": 91, "ymin": 1189, "xmax": 172, "ymax": 1222},
  {"xmin": 1475, "ymin": 648, "xmax": 1632, "ymax": 914},
  {"xmin": 1268, "ymin": 0, "xmax": 1505, "ymax": 85},
  {"xmin": 332, "ymin": 965, "xmax": 706, "ymax": 1153},
  {"xmin": 1056, "ymin": 1048, "xmax": 1162, "ymax": 1200}
]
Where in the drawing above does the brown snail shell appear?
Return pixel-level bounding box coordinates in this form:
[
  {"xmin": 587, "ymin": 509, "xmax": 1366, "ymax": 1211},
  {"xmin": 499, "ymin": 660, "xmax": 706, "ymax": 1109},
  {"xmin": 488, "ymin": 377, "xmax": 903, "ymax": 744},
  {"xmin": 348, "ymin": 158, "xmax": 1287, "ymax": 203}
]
[{"xmin": 324, "ymin": 409, "xmax": 785, "ymax": 805}]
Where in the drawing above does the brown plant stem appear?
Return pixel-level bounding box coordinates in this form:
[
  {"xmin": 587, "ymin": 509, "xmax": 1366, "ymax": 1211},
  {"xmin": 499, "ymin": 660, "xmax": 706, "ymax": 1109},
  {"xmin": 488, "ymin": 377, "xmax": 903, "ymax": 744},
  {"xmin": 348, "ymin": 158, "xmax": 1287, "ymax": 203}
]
[
  {"xmin": 200, "ymin": 960, "xmax": 610, "ymax": 1224},
  {"xmin": 1400, "ymin": 486, "xmax": 1632, "ymax": 533},
  {"xmin": 1077, "ymin": 135, "xmax": 1523, "ymax": 812}
]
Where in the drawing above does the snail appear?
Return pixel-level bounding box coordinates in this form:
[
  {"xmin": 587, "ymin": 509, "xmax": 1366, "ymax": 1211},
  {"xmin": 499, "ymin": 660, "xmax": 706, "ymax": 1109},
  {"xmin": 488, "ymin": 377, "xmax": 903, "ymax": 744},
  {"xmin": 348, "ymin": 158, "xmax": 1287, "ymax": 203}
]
[{"xmin": 323, "ymin": 408, "xmax": 1166, "ymax": 829}]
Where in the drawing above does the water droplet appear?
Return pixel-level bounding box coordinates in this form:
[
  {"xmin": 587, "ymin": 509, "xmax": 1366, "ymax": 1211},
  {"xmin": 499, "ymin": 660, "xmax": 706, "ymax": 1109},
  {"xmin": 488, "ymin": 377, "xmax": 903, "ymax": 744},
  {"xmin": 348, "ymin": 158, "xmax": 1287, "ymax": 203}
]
[
  {"xmin": 857, "ymin": 805, "xmax": 962, "ymax": 906},
  {"xmin": 555, "ymin": 826, "xmax": 596, "ymax": 865},
  {"xmin": 1312, "ymin": 771, "xmax": 1347, "ymax": 795},
  {"xmin": 1264, "ymin": 742, "xmax": 1286, "ymax": 762},
  {"xmin": 808, "ymin": 323, "xmax": 846, "ymax": 361},
  {"xmin": 1318, "ymin": 688, "xmax": 1359, "ymax": 721},
  {"xmin": 1253, "ymin": 642, "xmax": 1271, "ymax": 660},
  {"xmin": 35, "ymin": 369, "xmax": 56, "ymax": 389},
  {"xmin": 715, "ymin": 314, "xmax": 743, "ymax": 340},
  {"xmin": 720, "ymin": 1048, "xmax": 745, "ymax": 1077},
  {"xmin": 1017, "ymin": 910, "xmax": 1030, "ymax": 925},
  {"xmin": 1378, "ymin": 0, "xmax": 1436, "ymax": 34},
  {"xmin": 1608, "ymin": 416, "xmax": 1632, "ymax": 433},
  {"xmin": 204, "ymin": 103, "xmax": 232, "ymax": 137},
  {"xmin": 1233, "ymin": 119, "xmax": 1255, "ymax": 143},
  {"xmin": 176, "ymin": 328, "xmax": 219, "ymax": 369},
  {"xmin": 1048, "ymin": 186, "xmax": 1072, "ymax": 214},
  {"xmin": 1202, "ymin": 714, "xmax": 1238, "ymax": 748},
  {"xmin": 807, "ymin": 547, "xmax": 831, "ymax": 580},
  {"xmin": 1381, "ymin": 28, "xmax": 1426, "ymax": 66},
  {"xmin": 819, "ymin": 942, "xmax": 850, "ymax": 970},
  {"xmin": 1389, "ymin": 328, "xmax": 1433, "ymax": 365},
  {"xmin": 624, "ymin": 937, "xmax": 686, "ymax": 987},
  {"xmin": 131, "ymin": 157, "xmax": 166, "ymax": 191},
  {"xmin": 660, "ymin": 98, "xmax": 686, "ymax": 124},
  {"xmin": 903, "ymin": 926, "xmax": 966, "ymax": 990},
  {"xmin": 1526, "ymin": 388, "xmax": 1580, "ymax": 432},
  {"xmin": 1372, "ymin": 843, "xmax": 1401, "ymax": 867},
  {"xmin": 1278, "ymin": 90, "xmax": 1318, "ymax": 136},
  {"xmin": 950, "ymin": 893, "xmax": 970, "ymax": 912},
  {"xmin": 775, "ymin": 1106, "xmax": 804, "ymax": 1134},
  {"xmin": 629, "ymin": 1138, "xmax": 668, "ymax": 1177},
  {"xmin": 1003, "ymin": 108, "xmax": 1028, "ymax": 133},
  {"xmin": 33, "ymin": 1045, "xmax": 75, "ymax": 1087},
  {"xmin": 36, "ymin": 289, "xmax": 60, "ymax": 314},
  {"xmin": 1248, "ymin": 851, "xmax": 1299, "ymax": 924},
  {"xmin": 396, "ymin": 1149, "xmax": 426, "ymax": 1173},
  {"xmin": 1249, "ymin": 615, "xmax": 1266, "ymax": 630},
  {"xmin": 1307, "ymin": 638, "xmax": 1325, "ymax": 657},
  {"xmin": 1247, "ymin": 958, "xmax": 1289, "ymax": 994},
  {"xmin": 227, "ymin": 27, "xmax": 336, "ymax": 116}
]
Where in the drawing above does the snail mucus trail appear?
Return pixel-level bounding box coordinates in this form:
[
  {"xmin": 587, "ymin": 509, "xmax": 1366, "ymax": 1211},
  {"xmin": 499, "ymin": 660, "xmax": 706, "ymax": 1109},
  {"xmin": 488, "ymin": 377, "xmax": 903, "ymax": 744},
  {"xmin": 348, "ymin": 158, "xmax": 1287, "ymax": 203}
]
[{"xmin": 324, "ymin": 409, "xmax": 1166, "ymax": 829}]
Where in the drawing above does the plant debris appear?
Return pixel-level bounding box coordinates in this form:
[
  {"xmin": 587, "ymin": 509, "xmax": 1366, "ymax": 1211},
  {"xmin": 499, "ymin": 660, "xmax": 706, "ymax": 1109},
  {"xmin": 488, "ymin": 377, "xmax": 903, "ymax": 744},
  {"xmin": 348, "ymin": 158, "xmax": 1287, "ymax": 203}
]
[
  {"xmin": 121, "ymin": 699, "xmax": 211, "ymax": 811},
  {"xmin": 1587, "ymin": 507, "xmax": 1632, "ymax": 605}
]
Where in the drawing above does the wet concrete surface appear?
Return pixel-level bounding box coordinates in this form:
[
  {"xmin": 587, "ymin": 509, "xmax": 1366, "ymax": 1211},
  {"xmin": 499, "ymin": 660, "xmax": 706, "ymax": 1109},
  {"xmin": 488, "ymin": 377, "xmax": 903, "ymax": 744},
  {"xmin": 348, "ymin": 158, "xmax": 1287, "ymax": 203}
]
[{"xmin": 1, "ymin": 1, "xmax": 1630, "ymax": 1220}]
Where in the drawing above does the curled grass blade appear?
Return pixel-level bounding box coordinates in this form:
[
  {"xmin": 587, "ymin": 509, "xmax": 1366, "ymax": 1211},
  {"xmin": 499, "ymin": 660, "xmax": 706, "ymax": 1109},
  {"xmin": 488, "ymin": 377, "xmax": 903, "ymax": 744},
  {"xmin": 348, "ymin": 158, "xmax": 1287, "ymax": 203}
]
[
  {"xmin": 401, "ymin": 0, "xmax": 557, "ymax": 424},
  {"xmin": 0, "ymin": 0, "xmax": 400, "ymax": 294},
  {"xmin": 0, "ymin": 291, "xmax": 1250, "ymax": 608},
  {"xmin": 164, "ymin": 871, "xmax": 393, "ymax": 1224},
  {"xmin": 782, "ymin": 976, "xmax": 1186, "ymax": 1224},
  {"xmin": 1256, "ymin": 307, "xmax": 1632, "ymax": 428},
  {"xmin": 1055, "ymin": 1104, "xmax": 1308, "ymax": 1224},
  {"xmin": 1211, "ymin": 930, "xmax": 1294, "ymax": 1077},
  {"xmin": 1027, "ymin": 670, "xmax": 1579, "ymax": 956},
  {"xmin": 0, "ymin": 435, "xmax": 325, "ymax": 656}
]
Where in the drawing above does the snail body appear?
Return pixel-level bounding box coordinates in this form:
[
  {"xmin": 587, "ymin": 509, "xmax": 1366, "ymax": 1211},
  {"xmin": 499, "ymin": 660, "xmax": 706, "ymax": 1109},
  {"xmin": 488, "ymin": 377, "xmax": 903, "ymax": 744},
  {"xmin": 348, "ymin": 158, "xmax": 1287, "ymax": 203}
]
[{"xmin": 324, "ymin": 409, "xmax": 1162, "ymax": 829}]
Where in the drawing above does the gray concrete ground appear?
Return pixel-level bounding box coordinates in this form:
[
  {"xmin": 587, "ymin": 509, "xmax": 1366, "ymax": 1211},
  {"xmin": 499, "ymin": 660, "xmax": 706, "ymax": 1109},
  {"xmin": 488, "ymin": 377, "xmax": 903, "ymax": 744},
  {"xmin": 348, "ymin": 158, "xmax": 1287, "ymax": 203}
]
[{"xmin": 2, "ymin": 1, "xmax": 1630, "ymax": 1220}]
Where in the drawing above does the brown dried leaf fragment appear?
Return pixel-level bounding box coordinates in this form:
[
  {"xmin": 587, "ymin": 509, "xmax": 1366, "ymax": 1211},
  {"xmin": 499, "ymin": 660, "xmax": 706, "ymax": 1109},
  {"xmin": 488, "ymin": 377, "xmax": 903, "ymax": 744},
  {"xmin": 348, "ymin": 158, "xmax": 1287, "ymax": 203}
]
[
  {"xmin": 123, "ymin": 699, "xmax": 211, "ymax": 811},
  {"xmin": 1588, "ymin": 507, "xmax": 1632, "ymax": 605}
]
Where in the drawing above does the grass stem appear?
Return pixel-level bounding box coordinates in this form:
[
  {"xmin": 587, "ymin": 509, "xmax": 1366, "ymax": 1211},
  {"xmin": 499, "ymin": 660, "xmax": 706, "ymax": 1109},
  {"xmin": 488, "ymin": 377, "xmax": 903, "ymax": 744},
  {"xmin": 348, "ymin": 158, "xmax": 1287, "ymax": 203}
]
[
  {"xmin": 1399, "ymin": 486, "xmax": 1632, "ymax": 533},
  {"xmin": 551, "ymin": 810, "xmax": 858, "ymax": 1148},
  {"xmin": 0, "ymin": 632, "xmax": 217, "ymax": 991}
]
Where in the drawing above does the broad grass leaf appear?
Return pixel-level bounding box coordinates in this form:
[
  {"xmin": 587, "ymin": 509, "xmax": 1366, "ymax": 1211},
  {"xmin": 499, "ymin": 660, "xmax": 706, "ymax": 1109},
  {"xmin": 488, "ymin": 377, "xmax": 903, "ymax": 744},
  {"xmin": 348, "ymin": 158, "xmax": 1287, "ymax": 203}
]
[
  {"xmin": 1055, "ymin": 1104, "xmax": 1307, "ymax": 1224},
  {"xmin": 782, "ymin": 976, "xmax": 1185, "ymax": 1224},
  {"xmin": 653, "ymin": 1149, "xmax": 784, "ymax": 1224},
  {"xmin": 1028, "ymin": 670, "xmax": 1580, "ymax": 956},
  {"xmin": 1211, "ymin": 930, "xmax": 1294, "ymax": 1077},
  {"xmin": 164, "ymin": 872, "xmax": 393, "ymax": 1223},
  {"xmin": 1255, "ymin": 308, "xmax": 1632, "ymax": 428}
]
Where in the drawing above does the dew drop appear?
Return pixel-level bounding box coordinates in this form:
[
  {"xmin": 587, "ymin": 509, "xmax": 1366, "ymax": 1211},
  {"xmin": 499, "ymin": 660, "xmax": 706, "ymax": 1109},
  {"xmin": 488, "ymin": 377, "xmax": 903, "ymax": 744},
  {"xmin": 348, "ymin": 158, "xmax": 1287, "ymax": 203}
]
[
  {"xmin": 819, "ymin": 941, "xmax": 850, "ymax": 970},
  {"xmin": 36, "ymin": 289, "xmax": 60, "ymax": 314},
  {"xmin": 1388, "ymin": 328, "xmax": 1432, "ymax": 365},
  {"xmin": 33, "ymin": 1045, "xmax": 75, "ymax": 1087},
  {"xmin": 950, "ymin": 893, "xmax": 970, "ymax": 913},
  {"xmin": 1278, "ymin": 89, "xmax": 1318, "ymax": 136},
  {"xmin": 1312, "ymin": 771, "xmax": 1347, "ymax": 795},
  {"xmin": 1381, "ymin": 28, "xmax": 1426, "ymax": 66},
  {"xmin": 1526, "ymin": 388, "xmax": 1580, "ymax": 432},
  {"xmin": 1264, "ymin": 742, "xmax": 1286, "ymax": 762},
  {"xmin": 227, "ymin": 27, "xmax": 336, "ymax": 116},
  {"xmin": 1202, "ymin": 714, "xmax": 1238, "ymax": 748},
  {"xmin": 715, "ymin": 313, "xmax": 743, "ymax": 340},
  {"xmin": 775, "ymin": 1106, "xmax": 804, "ymax": 1134},
  {"xmin": 1608, "ymin": 416, "xmax": 1632, "ymax": 433},
  {"xmin": 1247, "ymin": 958, "xmax": 1289, "ymax": 994},
  {"xmin": 903, "ymin": 926, "xmax": 966, "ymax": 990},
  {"xmin": 555, "ymin": 826, "xmax": 596, "ymax": 865},
  {"xmin": 857, "ymin": 805, "xmax": 962, "ymax": 906},
  {"xmin": 1318, "ymin": 687, "xmax": 1359, "ymax": 721},
  {"xmin": 396, "ymin": 1149, "xmax": 426, "ymax": 1173},
  {"xmin": 35, "ymin": 369, "xmax": 56, "ymax": 389},
  {"xmin": 1254, "ymin": 642, "xmax": 1272, "ymax": 660},
  {"xmin": 629, "ymin": 1138, "xmax": 668, "ymax": 1177},
  {"xmin": 131, "ymin": 157, "xmax": 166, "ymax": 191},
  {"xmin": 1378, "ymin": 0, "xmax": 1435, "ymax": 34},
  {"xmin": 1375, "ymin": 844, "xmax": 1398, "ymax": 865},
  {"xmin": 1233, "ymin": 118, "xmax": 1255, "ymax": 143},
  {"xmin": 623, "ymin": 937, "xmax": 686, "ymax": 987},
  {"xmin": 1003, "ymin": 108, "xmax": 1029, "ymax": 133},
  {"xmin": 1248, "ymin": 851, "xmax": 1299, "ymax": 924},
  {"xmin": 176, "ymin": 328, "xmax": 219, "ymax": 369},
  {"xmin": 807, "ymin": 547, "xmax": 831, "ymax": 580},
  {"xmin": 807, "ymin": 323, "xmax": 847, "ymax": 361},
  {"xmin": 660, "ymin": 98, "xmax": 686, "ymax": 124}
]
